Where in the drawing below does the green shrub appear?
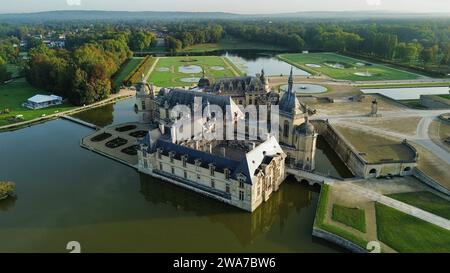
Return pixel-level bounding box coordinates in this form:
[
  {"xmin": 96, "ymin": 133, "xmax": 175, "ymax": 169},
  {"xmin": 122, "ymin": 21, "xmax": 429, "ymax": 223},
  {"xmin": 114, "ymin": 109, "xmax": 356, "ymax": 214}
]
[{"xmin": 0, "ymin": 181, "xmax": 15, "ymax": 198}]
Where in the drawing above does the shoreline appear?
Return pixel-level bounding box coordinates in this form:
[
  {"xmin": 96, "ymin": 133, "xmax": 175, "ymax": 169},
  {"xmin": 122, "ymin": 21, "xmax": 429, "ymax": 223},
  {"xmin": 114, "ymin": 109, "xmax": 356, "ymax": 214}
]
[{"xmin": 0, "ymin": 91, "xmax": 134, "ymax": 133}]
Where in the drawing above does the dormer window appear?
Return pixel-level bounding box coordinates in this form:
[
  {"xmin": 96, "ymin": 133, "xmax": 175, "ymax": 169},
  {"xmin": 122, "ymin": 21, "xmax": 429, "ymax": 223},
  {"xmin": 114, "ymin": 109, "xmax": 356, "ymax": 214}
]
[
  {"xmin": 182, "ymin": 155, "xmax": 188, "ymax": 167},
  {"xmin": 237, "ymin": 173, "xmax": 246, "ymax": 188},
  {"xmin": 194, "ymin": 159, "xmax": 201, "ymax": 171},
  {"xmin": 157, "ymin": 148, "xmax": 162, "ymax": 159},
  {"xmin": 169, "ymin": 151, "xmax": 175, "ymax": 163},
  {"xmin": 209, "ymin": 163, "xmax": 215, "ymax": 176},
  {"xmin": 224, "ymin": 168, "xmax": 230, "ymax": 180}
]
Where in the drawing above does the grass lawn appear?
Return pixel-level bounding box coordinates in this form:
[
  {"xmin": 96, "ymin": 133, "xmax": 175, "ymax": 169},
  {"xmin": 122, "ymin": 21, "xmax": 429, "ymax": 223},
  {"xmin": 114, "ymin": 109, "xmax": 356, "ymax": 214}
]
[
  {"xmin": 278, "ymin": 52, "xmax": 421, "ymax": 81},
  {"xmin": 0, "ymin": 78, "xmax": 75, "ymax": 127},
  {"xmin": 112, "ymin": 57, "xmax": 144, "ymax": 89},
  {"xmin": 375, "ymin": 202, "xmax": 450, "ymax": 252},
  {"xmin": 148, "ymin": 56, "xmax": 244, "ymax": 87},
  {"xmin": 332, "ymin": 204, "xmax": 366, "ymax": 233},
  {"xmin": 181, "ymin": 36, "xmax": 290, "ymax": 53},
  {"xmin": 314, "ymin": 184, "xmax": 368, "ymax": 249},
  {"xmin": 388, "ymin": 191, "xmax": 450, "ymax": 220}
]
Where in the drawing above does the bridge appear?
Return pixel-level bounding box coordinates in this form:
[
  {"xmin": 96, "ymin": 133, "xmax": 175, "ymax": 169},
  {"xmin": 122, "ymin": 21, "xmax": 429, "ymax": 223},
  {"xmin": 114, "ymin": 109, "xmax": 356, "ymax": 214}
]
[{"xmin": 285, "ymin": 167, "xmax": 341, "ymax": 187}]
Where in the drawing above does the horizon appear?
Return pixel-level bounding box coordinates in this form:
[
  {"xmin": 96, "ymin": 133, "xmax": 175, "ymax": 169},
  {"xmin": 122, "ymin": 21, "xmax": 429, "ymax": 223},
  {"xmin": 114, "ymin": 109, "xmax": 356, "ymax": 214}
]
[{"xmin": 1, "ymin": 0, "xmax": 450, "ymax": 15}]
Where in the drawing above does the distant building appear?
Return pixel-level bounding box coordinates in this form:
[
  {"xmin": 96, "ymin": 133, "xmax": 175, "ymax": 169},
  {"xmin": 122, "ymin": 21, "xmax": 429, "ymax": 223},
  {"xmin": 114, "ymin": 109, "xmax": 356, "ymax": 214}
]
[{"xmin": 25, "ymin": 94, "xmax": 63, "ymax": 109}]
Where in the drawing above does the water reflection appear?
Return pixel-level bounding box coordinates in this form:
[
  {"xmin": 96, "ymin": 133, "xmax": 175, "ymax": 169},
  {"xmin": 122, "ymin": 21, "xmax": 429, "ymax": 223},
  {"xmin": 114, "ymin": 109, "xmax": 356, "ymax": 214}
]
[
  {"xmin": 0, "ymin": 196, "xmax": 17, "ymax": 212},
  {"xmin": 139, "ymin": 174, "xmax": 315, "ymax": 246}
]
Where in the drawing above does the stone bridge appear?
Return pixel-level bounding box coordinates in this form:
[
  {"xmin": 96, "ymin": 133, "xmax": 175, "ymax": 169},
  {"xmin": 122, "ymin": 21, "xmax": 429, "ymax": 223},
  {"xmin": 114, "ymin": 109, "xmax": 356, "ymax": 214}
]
[{"xmin": 285, "ymin": 168, "xmax": 341, "ymax": 187}]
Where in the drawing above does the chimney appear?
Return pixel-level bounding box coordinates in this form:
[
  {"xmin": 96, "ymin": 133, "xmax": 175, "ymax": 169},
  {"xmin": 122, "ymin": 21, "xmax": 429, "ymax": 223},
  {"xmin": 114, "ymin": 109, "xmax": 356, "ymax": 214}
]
[{"xmin": 159, "ymin": 124, "xmax": 165, "ymax": 135}]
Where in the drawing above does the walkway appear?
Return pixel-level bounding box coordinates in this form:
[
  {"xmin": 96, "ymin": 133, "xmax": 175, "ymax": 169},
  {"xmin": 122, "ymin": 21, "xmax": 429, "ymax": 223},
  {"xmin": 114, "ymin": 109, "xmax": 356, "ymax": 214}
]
[{"xmin": 330, "ymin": 181, "xmax": 450, "ymax": 231}]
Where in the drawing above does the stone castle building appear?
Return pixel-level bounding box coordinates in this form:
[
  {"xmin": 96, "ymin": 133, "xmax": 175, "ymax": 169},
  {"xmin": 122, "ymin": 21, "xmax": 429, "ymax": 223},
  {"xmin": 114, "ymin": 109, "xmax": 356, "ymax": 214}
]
[{"xmin": 134, "ymin": 68, "xmax": 318, "ymax": 211}]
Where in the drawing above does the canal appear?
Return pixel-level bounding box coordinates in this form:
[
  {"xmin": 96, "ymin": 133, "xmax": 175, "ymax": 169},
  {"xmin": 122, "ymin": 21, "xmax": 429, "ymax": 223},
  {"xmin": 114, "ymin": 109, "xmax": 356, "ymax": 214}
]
[{"xmin": 0, "ymin": 98, "xmax": 351, "ymax": 252}]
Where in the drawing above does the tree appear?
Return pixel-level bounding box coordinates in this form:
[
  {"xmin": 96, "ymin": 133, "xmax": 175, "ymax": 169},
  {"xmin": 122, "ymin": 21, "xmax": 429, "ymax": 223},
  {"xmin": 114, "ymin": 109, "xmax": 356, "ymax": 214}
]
[
  {"xmin": 166, "ymin": 36, "xmax": 182, "ymax": 53},
  {"xmin": 129, "ymin": 31, "xmax": 156, "ymax": 51},
  {"xmin": 0, "ymin": 56, "xmax": 11, "ymax": 83}
]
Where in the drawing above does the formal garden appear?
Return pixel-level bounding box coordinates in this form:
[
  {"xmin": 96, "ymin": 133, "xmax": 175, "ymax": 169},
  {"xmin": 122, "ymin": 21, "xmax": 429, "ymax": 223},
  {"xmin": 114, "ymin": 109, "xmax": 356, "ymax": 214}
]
[
  {"xmin": 148, "ymin": 56, "xmax": 243, "ymax": 87},
  {"xmin": 278, "ymin": 53, "xmax": 422, "ymax": 81}
]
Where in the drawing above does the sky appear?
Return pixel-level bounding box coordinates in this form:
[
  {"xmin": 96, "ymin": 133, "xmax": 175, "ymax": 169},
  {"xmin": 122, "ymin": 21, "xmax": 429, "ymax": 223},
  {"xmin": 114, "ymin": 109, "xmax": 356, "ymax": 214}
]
[{"xmin": 1, "ymin": 0, "xmax": 450, "ymax": 14}]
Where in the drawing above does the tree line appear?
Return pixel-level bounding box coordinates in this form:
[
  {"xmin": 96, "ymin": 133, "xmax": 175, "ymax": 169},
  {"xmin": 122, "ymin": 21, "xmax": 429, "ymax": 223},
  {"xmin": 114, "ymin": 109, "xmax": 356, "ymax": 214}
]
[{"xmin": 165, "ymin": 23, "xmax": 224, "ymax": 53}]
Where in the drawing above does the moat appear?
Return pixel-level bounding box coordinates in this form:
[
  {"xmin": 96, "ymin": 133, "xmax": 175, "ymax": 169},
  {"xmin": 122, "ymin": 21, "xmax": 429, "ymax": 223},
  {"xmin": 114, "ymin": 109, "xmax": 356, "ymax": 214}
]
[{"xmin": 0, "ymin": 98, "xmax": 351, "ymax": 252}]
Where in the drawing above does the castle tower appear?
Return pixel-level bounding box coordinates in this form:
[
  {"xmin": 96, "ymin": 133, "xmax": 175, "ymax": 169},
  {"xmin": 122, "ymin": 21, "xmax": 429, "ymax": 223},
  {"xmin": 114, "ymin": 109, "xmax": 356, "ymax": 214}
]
[
  {"xmin": 135, "ymin": 74, "xmax": 156, "ymax": 123},
  {"xmin": 278, "ymin": 67, "xmax": 305, "ymax": 146},
  {"xmin": 260, "ymin": 69, "xmax": 270, "ymax": 92},
  {"xmin": 293, "ymin": 113, "xmax": 317, "ymax": 171}
]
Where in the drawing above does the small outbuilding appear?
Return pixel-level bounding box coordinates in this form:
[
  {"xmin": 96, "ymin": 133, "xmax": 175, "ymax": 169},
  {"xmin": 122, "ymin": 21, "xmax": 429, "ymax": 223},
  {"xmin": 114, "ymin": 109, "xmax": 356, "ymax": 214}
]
[{"xmin": 25, "ymin": 94, "xmax": 63, "ymax": 109}]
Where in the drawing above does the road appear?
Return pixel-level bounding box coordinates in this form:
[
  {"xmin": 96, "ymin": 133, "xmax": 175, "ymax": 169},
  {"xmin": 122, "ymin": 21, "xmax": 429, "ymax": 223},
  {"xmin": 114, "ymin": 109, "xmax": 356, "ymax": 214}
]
[{"xmin": 313, "ymin": 107, "xmax": 450, "ymax": 165}]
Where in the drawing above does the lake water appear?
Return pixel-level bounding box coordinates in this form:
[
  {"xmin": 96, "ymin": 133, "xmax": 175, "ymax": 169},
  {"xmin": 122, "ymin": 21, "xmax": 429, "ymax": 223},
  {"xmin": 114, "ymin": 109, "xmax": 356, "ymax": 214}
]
[
  {"xmin": 0, "ymin": 98, "xmax": 350, "ymax": 252},
  {"xmin": 361, "ymin": 86, "xmax": 450, "ymax": 100},
  {"xmin": 223, "ymin": 52, "xmax": 310, "ymax": 77}
]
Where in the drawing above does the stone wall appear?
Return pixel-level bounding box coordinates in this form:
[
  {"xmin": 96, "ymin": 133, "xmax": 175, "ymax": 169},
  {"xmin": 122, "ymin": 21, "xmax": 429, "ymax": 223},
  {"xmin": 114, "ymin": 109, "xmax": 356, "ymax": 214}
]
[
  {"xmin": 420, "ymin": 95, "xmax": 450, "ymax": 109},
  {"xmin": 413, "ymin": 168, "xmax": 450, "ymax": 196},
  {"xmin": 312, "ymin": 227, "xmax": 367, "ymax": 253}
]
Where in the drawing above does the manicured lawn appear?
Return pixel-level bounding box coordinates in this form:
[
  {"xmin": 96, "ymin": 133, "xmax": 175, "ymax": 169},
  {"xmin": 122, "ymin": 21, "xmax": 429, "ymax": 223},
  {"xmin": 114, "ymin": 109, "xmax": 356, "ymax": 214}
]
[
  {"xmin": 332, "ymin": 204, "xmax": 366, "ymax": 233},
  {"xmin": 112, "ymin": 57, "xmax": 144, "ymax": 89},
  {"xmin": 278, "ymin": 52, "xmax": 421, "ymax": 81},
  {"xmin": 181, "ymin": 36, "xmax": 290, "ymax": 53},
  {"xmin": 375, "ymin": 202, "xmax": 450, "ymax": 253},
  {"xmin": 148, "ymin": 56, "xmax": 244, "ymax": 87},
  {"xmin": 314, "ymin": 184, "xmax": 368, "ymax": 249},
  {"xmin": 388, "ymin": 191, "xmax": 450, "ymax": 220},
  {"xmin": 0, "ymin": 78, "xmax": 75, "ymax": 126}
]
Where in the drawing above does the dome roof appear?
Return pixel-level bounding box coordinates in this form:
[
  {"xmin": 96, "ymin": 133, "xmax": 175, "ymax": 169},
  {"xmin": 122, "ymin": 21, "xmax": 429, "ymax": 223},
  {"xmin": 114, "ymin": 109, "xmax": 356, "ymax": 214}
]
[
  {"xmin": 198, "ymin": 77, "xmax": 211, "ymax": 88},
  {"xmin": 295, "ymin": 119, "xmax": 315, "ymax": 136}
]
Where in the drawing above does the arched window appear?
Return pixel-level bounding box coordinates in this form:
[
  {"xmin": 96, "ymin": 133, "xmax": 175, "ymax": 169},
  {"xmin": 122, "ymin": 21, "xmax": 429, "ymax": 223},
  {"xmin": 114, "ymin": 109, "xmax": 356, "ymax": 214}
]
[
  {"xmin": 283, "ymin": 120, "xmax": 289, "ymax": 138},
  {"xmin": 404, "ymin": 167, "xmax": 411, "ymax": 172},
  {"xmin": 369, "ymin": 169, "xmax": 377, "ymax": 174}
]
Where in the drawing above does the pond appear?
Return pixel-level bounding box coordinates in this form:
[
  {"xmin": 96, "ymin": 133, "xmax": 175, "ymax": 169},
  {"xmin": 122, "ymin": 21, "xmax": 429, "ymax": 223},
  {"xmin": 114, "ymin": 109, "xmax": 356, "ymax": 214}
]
[
  {"xmin": 178, "ymin": 65, "xmax": 203, "ymax": 74},
  {"xmin": 223, "ymin": 52, "xmax": 310, "ymax": 77},
  {"xmin": 361, "ymin": 86, "xmax": 450, "ymax": 100},
  {"xmin": 281, "ymin": 84, "xmax": 328, "ymax": 94},
  {"xmin": 0, "ymin": 98, "xmax": 349, "ymax": 252}
]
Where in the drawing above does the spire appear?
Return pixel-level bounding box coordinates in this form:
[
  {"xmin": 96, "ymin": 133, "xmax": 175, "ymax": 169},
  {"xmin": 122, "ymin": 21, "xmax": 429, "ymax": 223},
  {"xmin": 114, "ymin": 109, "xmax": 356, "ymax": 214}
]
[{"xmin": 287, "ymin": 67, "xmax": 294, "ymax": 95}]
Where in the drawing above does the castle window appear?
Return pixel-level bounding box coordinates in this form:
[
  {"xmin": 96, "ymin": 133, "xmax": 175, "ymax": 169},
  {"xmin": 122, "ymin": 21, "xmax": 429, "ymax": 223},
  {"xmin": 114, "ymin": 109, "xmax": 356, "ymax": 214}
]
[
  {"xmin": 239, "ymin": 191, "xmax": 244, "ymax": 201},
  {"xmin": 283, "ymin": 120, "xmax": 289, "ymax": 138},
  {"xmin": 159, "ymin": 163, "xmax": 163, "ymax": 171},
  {"xmin": 239, "ymin": 182, "xmax": 244, "ymax": 189},
  {"xmin": 224, "ymin": 168, "xmax": 230, "ymax": 180},
  {"xmin": 165, "ymin": 108, "xmax": 169, "ymax": 119},
  {"xmin": 184, "ymin": 171, "xmax": 187, "ymax": 179},
  {"xmin": 249, "ymin": 98, "xmax": 253, "ymax": 105},
  {"xmin": 169, "ymin": 152, "xmax": 175, "ymax": 163},
  {"xmin": 157, "ymin": 148, "xmax": 162, "ymax": 159},
  {"xmin": 143, "ymin": 150, "xmax": 147, "ymax": 157},
  {"xmin": 226, "ymin": 184, "xmax": 230, "ymax": 193},
  {"xmin": 171, "ymin": 167, "xmax": 175, "ymax": 175},
  {"xmin": 182, "ymin": 155, "xmax": 187, "ymax": 167},
  {"xmin": 211, "ymin": 179, "xmax": 215, "ymax": 188},
  {"xmin": 197, "ymin": 174, "xmax": 201, "ymax": 180},
  {"xmin": 141, "ymin": 100, "xmax": 146, "ymax": 110},
  {"xmin": 209, "ymin": 164, "xmax": 215, "ymax": 176},
  {"xmin": 195, "ymin": 160, "xmax": 201, "ymax": 172},
  {"xmin": 143, "ymin": 159, "xmax": 148, "ymax": 169}
]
